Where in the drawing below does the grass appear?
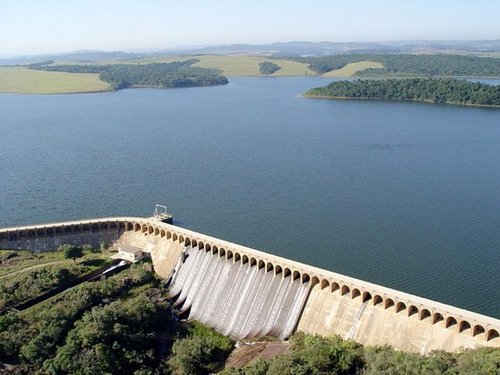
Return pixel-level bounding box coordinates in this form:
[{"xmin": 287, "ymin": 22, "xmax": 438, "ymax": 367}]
[
  {"xmin": 192, "ymin": 55, "xmax": 316, "ymax": 76},
  {"xmin": 0, "ymin": 57, "xmax": 379, "ymax": 94},
  {"xmin": 64, "ymin": 54, "xmax": 316, "ymax": 76},
  {"xmin": 0, "ymin": 250, "xmax": 67, "ymax": 277},
  {"xmin": 323, "ymin": 61, "xmax": 384, "ymax": 77},
  {"xmin": 0, "ymin": 66, "xmax": 111, "ymax": 94},
  {"xmin": 0, "ymin": 249, "xmax": 108, "ymax": 277}
]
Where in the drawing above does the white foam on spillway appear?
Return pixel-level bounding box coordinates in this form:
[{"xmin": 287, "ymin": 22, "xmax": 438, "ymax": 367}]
[{"xmin": 168, "ymin": 245, "xmax": 311, "ymax": 339}]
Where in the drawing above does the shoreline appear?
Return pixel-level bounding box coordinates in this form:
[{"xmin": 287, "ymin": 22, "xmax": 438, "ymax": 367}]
[{"xmin": 303, "ymin": 94, "xmax": 500, "ymax": 108}]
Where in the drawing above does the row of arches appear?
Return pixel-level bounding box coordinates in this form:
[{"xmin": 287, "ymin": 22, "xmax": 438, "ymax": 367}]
[
  {"xmin": 129, "ymin": 219, "xmax": 500, "ymax": 343},
  {"xmin": 0, "ymin": 220, "xmax": 127, "ymax": 241}
]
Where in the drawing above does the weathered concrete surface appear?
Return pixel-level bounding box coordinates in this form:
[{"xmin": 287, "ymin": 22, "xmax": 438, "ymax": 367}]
[
  {"xmin": 298, "ymin": 285, "xmax": 485, "ymax": 354},
  {"xmin": 117, "ymin": 229, "xmax": 184, "ymax": 278},
  {"xmin": 0, "ymin": 216, "xmax": 499, "ymax": 353}
]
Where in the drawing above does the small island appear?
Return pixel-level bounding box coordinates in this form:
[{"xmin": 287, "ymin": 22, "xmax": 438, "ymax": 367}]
[{"xmin": 305, "ymin": 78, "xmax": 500, "ymax": 107}]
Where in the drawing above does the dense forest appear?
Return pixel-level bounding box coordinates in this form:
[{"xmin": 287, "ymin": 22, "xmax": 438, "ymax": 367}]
[
  {"xmin": 1, "ymin": 249, "xmax": 499, "ymax": 374},
  {"xmin": 258, "ymin": 62, "xmax": 281, "ymax": 74},
  {"xmin": 305, "ymin": 78, "xmax": 500, "ymax": 106},
  {"xmin": 0, "ymin": 249, "xmax": 233, "ymax": 375},
  {"xmin": 28, "ymin": 59, "xmax": 228, "ymax": 89},
  {"xmin": 292, "ymin": 54, "xmax": 500, "ymax": 77}
]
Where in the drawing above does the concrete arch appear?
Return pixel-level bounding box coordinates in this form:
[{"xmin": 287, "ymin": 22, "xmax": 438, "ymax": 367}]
[
  {"xmin": 459, "ymin": 320, "xmax": 471, "ymax": 334},
  {"xmin": 292, "ymin": 270, "xmax": 300, "ymax": 281},
  {"xmin": 362, "ymin": 291, "xmax": 372, "ymax": 303},
  {"xmin": 341, "ymin": 285, "xmax": 350, "ymax": 296},
  {"xmin": 197, "ymin": 240, "xmax": 203, "ymax": 249},
  {"xmin": 433, "ymin": 312, "xmax": 444, "ymax": 325},
  {"xmin": 218, "ymin": 247, "xmax": 224, "ymax": 256},
  {"xmin": 154, "ymin": 227, "xmax": 159, "ymax": 236},
  {"xmin": 408, "ymin": 305, "xmax": 418, "ymax": 317},
  {"xmin": 226, "ymin": 249, "xmax": 233, "ymax": 260},
  {"xmin": 420, "ymin": 308, "xmax": 431, "ymax": 321},
  {"xmin": 148, "ymin": 226, "xmax": 154, "ymax": 234},
  {"xmin": 331, "ymin": 282, "xmax": 340, "ymax": 293},
  {"xmin": 445, "ymin": 317, "xmax": 458, "ymax": 329},
  {"xmin": 234, "ymin": 252, "xmax": 241, "ymax": 263},
  {"xmin": 283, "ymin": 268, "xmax": 291, "ymax": 278},
  {"xmin": 190, "ymin": 238, "xmax": 196, "ymax": 247},
  {"xmin": 179, "ymin": 235, "xmax": 185, "ymax": 244},
  {"xmin": 160, "ymin": 229, "xmax": 165, "ymax": 238},
  {"xmin": 487, "ymin": 329, "xmax": 499, "ymax": 341},
  {"xmin": 242, "ymin": 255, "xmax": 249, "ymax": 265},
  {"xmin": 384, "ymin": 298, "xmax": 395, "ymax": 310},
  {"xmin": 205, "ymin": 243, "xmax": 211, "ymax": 252},
  {"xmin": 396, "ymin": 302, "xmax": 407, "ymax": 313},
  {"xmin": 212, "ymin": 245, "xmax": 219, "ymax": 254},
  {"xmin": 275, "ymin": 265, "xmax": 282, "ymax": 276},
  {"xmin": 351, "ymin": 288, "xmax": 361, "ymax": 299},
  {"xmin": 310, "ymin": 275, "xmax": 319, "ymax": 286},
  {"xmin": 373, "ymin": 295, "xmax": 383, "ymax": 306},
  {"xmin": 320, "ymin": 279, "xmax": 329, "ymax": 290},
  {"xmin": 472, "ymin": 325, "xmax": 485, "ymax": 338},
  {"xmin": 184, "ymin": 237, "xmax": 191, "ymax": 246},
  {"xmin": 258, "ymin": 259, "xmax": 265, "ymax": 269},
  {"xmin": 266, "ymin": 262, "xmax": 273, "ymax": 272},
  {"xmin": 250, "ymin": 257, "xmax": 257, "ymax": 267},
  {"xmin": 302, "ymin": 274, "xmax": 311, "ymax": 284},
  {"xmin": 134, "ymin": 223, "xmax": 141, "ymax": 231},
  {"xmin": 127, "ymin": 223, "xmax": 134, "ymax": 231},
  {"xmin": 173, "ymin": 233, "xmax": 178, "ymax": 242}
]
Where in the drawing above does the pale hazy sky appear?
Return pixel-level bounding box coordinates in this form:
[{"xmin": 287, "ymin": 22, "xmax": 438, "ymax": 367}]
[{"xmin": 1, "ymin": 0, "xmax": 499, "ymax": 56}]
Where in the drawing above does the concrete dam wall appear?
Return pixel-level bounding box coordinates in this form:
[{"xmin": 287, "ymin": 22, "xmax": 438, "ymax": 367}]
[{"xmin": 1, "ymin": 217, "xmax": 499, "ymax": 354}]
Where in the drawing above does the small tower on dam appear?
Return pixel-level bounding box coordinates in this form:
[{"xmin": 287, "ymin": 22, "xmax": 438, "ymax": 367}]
[{"xmin": 151, "ymin": 204, "xmax": 173, "ymax": 224}]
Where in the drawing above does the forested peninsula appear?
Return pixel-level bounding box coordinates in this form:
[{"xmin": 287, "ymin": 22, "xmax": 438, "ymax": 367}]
[
  {"xmin": 294, "ymin": 54, "xmax": 500, "ymax": 77},
  {"xmin": 305, "ymin": 78, "xmax": 500, "ymax": 107},
  {"xmin": 29, "ymin": 59, "xmax": 228, "ymax": 90}
]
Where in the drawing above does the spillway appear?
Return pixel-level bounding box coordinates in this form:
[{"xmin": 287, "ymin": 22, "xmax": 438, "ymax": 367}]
[
  {"xmin": 1, "ymin": 216, "xmax": 499, "ymax": 353},
  {"xmin": 168, "ymin": 245, "xmax": 311, "ymax": 340}
]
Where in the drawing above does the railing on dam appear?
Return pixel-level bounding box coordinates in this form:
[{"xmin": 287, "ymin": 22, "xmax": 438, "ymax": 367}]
[{"xmin": 0, "ymin": 216, "xmax": 499, "ymax": 346}]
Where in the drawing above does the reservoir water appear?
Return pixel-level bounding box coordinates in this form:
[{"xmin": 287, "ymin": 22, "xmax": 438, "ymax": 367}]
[{"xmin": 1, "ymin": 77, "xmax": 499, "ymax": 317}]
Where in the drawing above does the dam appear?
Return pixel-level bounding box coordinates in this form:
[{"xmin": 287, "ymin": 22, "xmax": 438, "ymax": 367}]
[{"xmin": 0, "ymin": 216, "xmax": 499, "ymax": 354}]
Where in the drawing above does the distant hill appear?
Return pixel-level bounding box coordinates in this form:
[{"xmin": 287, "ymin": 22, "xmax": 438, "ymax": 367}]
[
  {"xmin": 0, "ymin": 50, "xmax": 146, "ymax": 66},
  {"xmin": 2, "ymin": 40, "xmax": 500, "ymax": 66}
]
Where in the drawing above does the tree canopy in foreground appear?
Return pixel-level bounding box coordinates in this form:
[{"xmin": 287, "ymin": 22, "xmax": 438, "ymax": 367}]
[{"xmin": 305, "ymin": 78, "xmax": 500, "ymax": 107}]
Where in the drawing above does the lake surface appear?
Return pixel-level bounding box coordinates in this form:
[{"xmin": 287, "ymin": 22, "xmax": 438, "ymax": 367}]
[{"xmin": 1, "ymin": 77, "xmax": 499, "ymax": 317}]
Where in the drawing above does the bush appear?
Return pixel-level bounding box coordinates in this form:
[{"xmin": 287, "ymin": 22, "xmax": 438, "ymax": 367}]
[{"xmin": 167, "ymin": 322, "xmax": 234, "ymax": 375}]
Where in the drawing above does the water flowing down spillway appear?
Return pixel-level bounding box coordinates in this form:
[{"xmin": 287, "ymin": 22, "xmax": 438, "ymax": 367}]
[{"xmin": 168, "ymin": 245, "xmax": 311, "ymax": 339}]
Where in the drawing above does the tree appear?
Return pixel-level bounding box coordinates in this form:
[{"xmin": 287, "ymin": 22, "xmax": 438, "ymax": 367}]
[
  {"xmin": 58, "ymin": 244, "xmax": 82, "ymax": 263},
  {"xmin": 259, "ymin": 61, "xmax": 281, "ymax": 74}
]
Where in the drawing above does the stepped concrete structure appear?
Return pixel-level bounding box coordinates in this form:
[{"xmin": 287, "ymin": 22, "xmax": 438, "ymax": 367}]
[{"xmin": 0, "ymin": 216, "xmax": 499, "ymax": 354}]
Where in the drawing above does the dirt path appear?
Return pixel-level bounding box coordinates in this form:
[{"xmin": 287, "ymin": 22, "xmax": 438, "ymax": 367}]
[
  {"xmin": 225, "ymin": 341, "xmax": 289, "ymax": 369},
  {"xmin": 0, "ymin": 260, "xmax": 70, "ymax": 279}
]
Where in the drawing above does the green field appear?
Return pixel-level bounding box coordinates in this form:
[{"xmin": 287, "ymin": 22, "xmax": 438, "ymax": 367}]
[
  {"xmin": 0, "ymin": 56, "xmax": 385, "ymax": 94},
  {"xmin": 57, "ymin": 54, "xmax": 316, "ymax": 76},
  {"xmin": 323, "ymin": 61, "xmax": 383, "ymax": 77},
  {"xmin": 0, "ymin": 66, "xmax": 111, "ymax": 94},
  {"xmin": 191, "ymin": 55, "xmax": 316, "ymax": 76}
]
